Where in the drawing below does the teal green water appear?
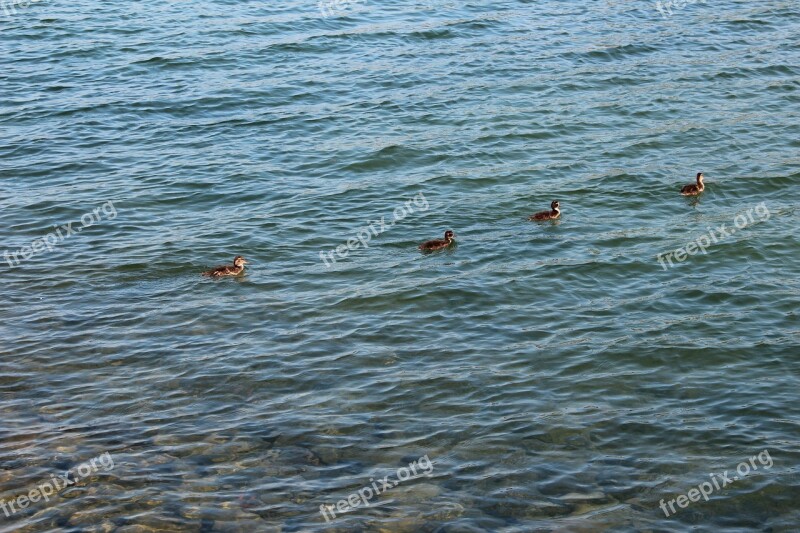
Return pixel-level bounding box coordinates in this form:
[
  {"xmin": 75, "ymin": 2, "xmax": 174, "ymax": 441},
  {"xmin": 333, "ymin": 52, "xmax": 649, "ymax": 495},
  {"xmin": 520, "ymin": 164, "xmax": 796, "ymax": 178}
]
[{"xmin": 1, "ymin": 0, "xmax": 799, "ymax": 531}]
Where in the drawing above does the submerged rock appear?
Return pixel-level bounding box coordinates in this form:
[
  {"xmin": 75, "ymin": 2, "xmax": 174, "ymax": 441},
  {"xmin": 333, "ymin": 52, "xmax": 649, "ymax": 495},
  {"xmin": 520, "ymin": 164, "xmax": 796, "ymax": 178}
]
[
  {"xmin": 561, "ymin": 491, "xmax": 610, "ymax": 503},
  {"xmin": 389, "ymin": 482, "xmax": 443, "ymax": 503},
  {"xmin": 432, "ymin": 522, "xmax": 492, "ymax": 533},
  {"xmin": 479, "ymin": 495, "xmax": 574, "ymax": 520},
  {"xmin": 374, "ymin": 516, "xmax": 429, "ymax": 533},
  {"xmin": 212, "ymin": 519, "xmax": 279, "ymax": 532},
  {"xmin": 421, "ymin": 502, "xmax": 465, "ymax": 521},
  {"xmin": 68, "ymin": 508, "xmax": 109, "ymax": 527},
  {"xmin": 115, "ymin": 526, "xmax": 159, "ymax": 533}
]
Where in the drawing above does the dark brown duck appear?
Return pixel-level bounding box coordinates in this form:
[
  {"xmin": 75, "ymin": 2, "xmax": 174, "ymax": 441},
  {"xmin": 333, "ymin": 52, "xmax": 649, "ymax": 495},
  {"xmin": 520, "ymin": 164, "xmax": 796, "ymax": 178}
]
[
  {"xmin": 203, "ymin": 256, "xmax": 248, "ymax": 277},
  {"xmin": 529, "ymin": 200, "xmax": 561, "ymax": 221},
  {"xmin": 419, "ymin": 230, "xmax": 456, "ymax": 251},
  {"xmin": 680, "ymin": 172, "xmax": 705, "ymax": 196}
]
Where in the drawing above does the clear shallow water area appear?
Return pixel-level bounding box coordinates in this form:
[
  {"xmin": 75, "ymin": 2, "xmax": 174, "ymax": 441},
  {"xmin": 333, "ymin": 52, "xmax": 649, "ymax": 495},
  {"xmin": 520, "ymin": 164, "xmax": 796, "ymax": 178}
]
[{"xmin": 1, "ymin": 0, "xmax": 799, "ymax": 531}]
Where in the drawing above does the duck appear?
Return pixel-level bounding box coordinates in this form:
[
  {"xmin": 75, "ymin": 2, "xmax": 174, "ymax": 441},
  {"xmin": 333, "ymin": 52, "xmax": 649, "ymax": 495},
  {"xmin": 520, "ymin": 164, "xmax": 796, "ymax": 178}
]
[
  {"xmin": 680, "ymin": 172, "xmax": 705, "ymax": 196},
  {"xmin": 419, "ymin": 230, "xmax": 455, "ymax": 252},
  {"xmin": 203, "ymin": 256, "xmax": 248, "ymax": 277},
  {"xmin": 529, "ymin": 200, "xmax": 561, "ymax": 221}
]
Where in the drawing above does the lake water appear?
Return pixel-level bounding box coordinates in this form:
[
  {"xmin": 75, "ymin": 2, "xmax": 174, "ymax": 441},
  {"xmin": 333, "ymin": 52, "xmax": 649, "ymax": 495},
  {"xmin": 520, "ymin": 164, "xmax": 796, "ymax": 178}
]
[{"xmin": 1, "ymin": 0, "xmax": 799, "ymax": 531}]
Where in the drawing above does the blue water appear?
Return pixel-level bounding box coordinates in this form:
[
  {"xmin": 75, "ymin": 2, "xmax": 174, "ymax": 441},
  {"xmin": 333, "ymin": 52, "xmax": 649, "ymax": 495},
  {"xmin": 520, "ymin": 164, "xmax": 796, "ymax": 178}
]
[{"xmin": 1, "ymin": 0, "xmax": 799, "ymax": 530}]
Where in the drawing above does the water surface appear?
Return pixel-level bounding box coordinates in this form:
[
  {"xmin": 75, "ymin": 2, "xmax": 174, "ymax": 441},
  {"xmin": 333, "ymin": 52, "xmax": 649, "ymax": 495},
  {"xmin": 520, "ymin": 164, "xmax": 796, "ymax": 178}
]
[{"xmin": 1, "ymin": 0, "xmax": 799, "ymax": 531}]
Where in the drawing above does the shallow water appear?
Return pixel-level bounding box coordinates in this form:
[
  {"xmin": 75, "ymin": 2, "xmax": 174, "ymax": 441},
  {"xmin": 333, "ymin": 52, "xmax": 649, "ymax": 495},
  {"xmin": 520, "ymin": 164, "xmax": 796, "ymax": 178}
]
[{"xmin": 1, "ymin": 0, "xmax": 799, "ymax": 531}]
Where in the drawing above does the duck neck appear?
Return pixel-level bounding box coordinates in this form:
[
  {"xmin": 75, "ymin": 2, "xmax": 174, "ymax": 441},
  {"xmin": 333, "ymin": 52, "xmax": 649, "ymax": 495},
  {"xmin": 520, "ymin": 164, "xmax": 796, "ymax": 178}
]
[{"xmin": 552, "ymin": 207, "xmax": 561, "ymax": 217}]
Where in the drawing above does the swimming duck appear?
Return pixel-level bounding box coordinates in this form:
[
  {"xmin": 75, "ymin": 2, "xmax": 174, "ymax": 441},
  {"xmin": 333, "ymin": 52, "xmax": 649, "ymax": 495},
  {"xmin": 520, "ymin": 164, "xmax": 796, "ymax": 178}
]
[
  {"xmin": 419, "ymin": 230, "xmax": 455, "ymax": 251},
  {"xmin": 680, "ymin": 172, "xmax": 705, "ymax": 196},
  {"xmin": 203, "ymin": 256, "xmax": 248, "ymax": 277},
  {"xmin": 529, "ymin": 200, "xmax": 561, "ymax": 221}
]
